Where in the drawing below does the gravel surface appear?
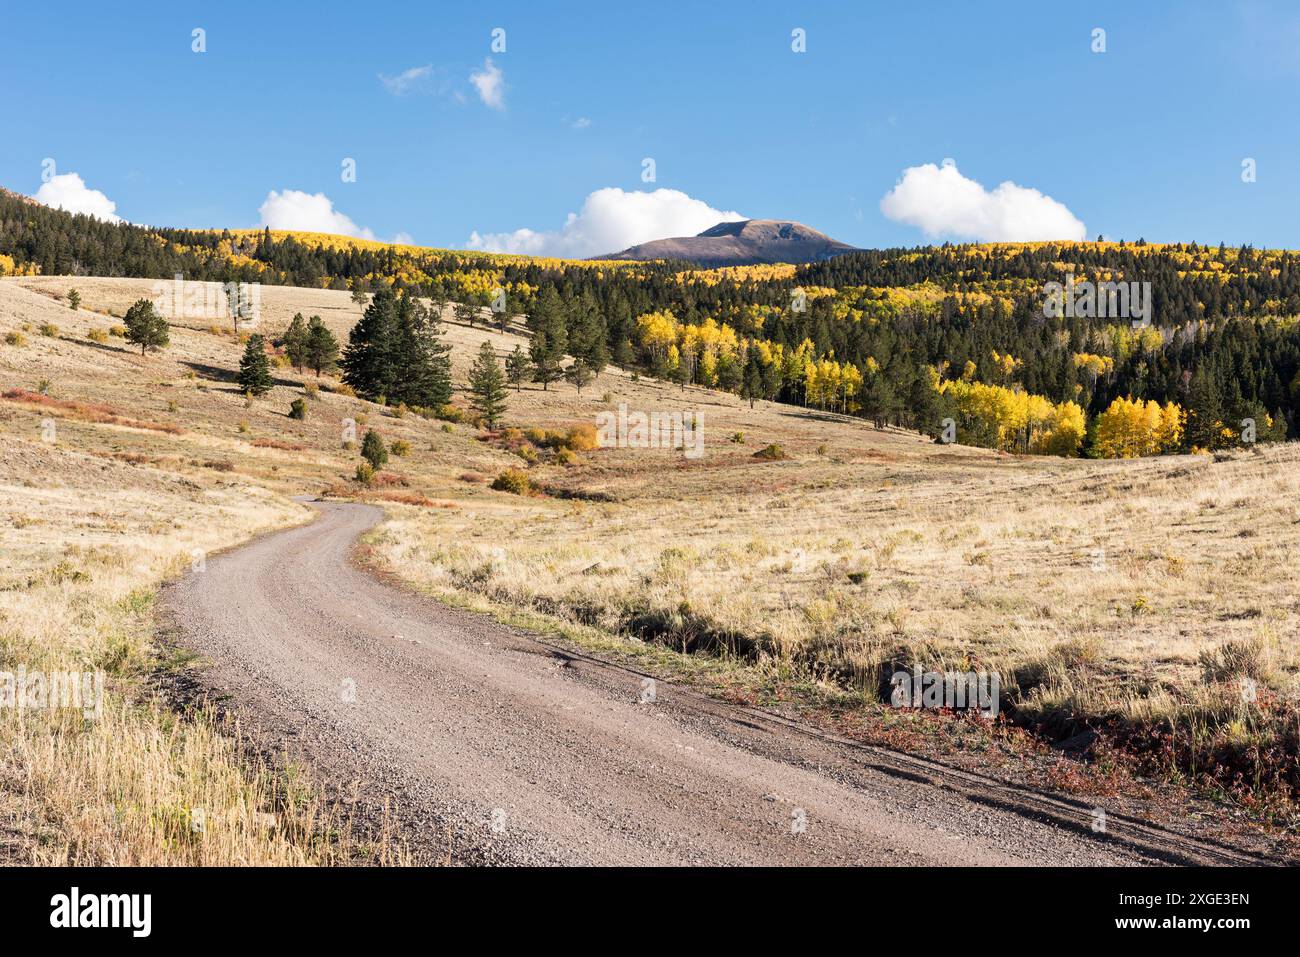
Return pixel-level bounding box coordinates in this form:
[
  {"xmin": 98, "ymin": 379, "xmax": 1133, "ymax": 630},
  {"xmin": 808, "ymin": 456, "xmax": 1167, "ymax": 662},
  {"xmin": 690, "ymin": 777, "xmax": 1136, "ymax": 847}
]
[{"xmin": 159, "ymin": 502, "xmax": 1266, "ymax": 866}]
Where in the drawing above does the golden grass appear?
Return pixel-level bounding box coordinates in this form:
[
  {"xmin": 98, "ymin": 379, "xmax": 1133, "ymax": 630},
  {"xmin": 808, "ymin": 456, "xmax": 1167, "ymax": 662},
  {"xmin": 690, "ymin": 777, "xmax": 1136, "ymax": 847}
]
[{"xmin": 4, "ymin": 274, "xmax": 1299, "ymax": 855}]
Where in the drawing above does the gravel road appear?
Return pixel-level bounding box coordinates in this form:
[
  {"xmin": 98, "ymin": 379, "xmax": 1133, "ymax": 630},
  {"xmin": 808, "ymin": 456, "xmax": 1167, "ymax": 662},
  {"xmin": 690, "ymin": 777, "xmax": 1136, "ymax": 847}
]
[{"xmin": 159, "ymin": 501, "xmax": 1266, "ymax": 866}]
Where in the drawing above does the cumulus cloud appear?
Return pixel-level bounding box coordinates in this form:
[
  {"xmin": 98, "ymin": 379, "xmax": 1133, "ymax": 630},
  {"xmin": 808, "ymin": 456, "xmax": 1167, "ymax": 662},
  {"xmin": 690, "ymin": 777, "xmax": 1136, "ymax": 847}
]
[
  {"xmin": 379, "ymin": 64, "xmax": 434, "ymax": 95},
  {"xmin": 258, "ymin": 189, "xmax": 377, "ymax": 241},
  {"xmin": 467, "ymin": 187, "xmax": 744, "ymax": 258},
  {"xmin": 34, "ymin": 172, "xmax": 123, "ymax": 223},
  {"xmin": 880, "ymin": 160, "xmax": 1086, "ymax": 242},
  {"xmin": 470, "ymin": 58, "xmax": 505, "ymax": 109}
]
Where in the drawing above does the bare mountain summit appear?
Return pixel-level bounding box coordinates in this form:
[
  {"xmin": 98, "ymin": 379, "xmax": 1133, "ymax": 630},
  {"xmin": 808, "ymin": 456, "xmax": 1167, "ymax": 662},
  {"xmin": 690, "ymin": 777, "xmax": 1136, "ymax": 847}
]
[{"xmin": 595, "ymin": 219, "xmax": 859, "ymax": 267}]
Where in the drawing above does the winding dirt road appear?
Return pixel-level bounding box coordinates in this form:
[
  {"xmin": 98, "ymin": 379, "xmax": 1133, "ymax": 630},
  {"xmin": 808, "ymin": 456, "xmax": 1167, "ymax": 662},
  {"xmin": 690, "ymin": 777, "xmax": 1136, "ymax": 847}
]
[{"xmin": 160, "ymin": 501, "xmax": 1266, "ymax": 866}]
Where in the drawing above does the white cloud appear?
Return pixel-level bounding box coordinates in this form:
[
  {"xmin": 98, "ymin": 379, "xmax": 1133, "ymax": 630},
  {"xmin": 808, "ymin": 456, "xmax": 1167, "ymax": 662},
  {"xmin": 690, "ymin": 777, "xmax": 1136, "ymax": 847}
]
[
  {"xmin": 467, "ymin": 187, "xmax": 744, "ymax": 258},
  {"xmin": 34, "ymin": 172, "xmax": 123, "ymax": 223},
  {"xmin": 258, "ymin": 189, "xmax": 376, "ymax": 241},
  {"xmin": 470, "ymin": 58, "xmax": 505, "ymax": 110},
  {"xmin": 880, "ymin": 160, "xmax": 1086, "ymax": 242},
  {"xmin": 380, "ymin": 64, "xmax": 433, "ymax": 95},
  {"xmin": 571, "ymin": 116, "xmax": 591, "ymax": 130}
]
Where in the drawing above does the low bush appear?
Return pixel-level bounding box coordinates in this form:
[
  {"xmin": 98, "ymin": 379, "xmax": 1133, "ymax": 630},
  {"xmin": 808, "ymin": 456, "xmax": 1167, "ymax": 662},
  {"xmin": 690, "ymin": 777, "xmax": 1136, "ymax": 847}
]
[
  {"xmin": 565, "ymin": 423, "xmax": 600, "ymax": 451},
  {"xmin": 753, "ymin": 443, "xmax": 788, "ymax": 461},
  {"xmin": 490, "ymin": 468, "xmax": 531, "ymax": 495}
]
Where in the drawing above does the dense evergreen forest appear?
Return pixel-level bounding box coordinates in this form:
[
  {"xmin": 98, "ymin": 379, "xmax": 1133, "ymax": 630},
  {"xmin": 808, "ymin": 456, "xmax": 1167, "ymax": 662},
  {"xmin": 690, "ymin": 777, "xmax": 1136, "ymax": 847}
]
[{"xmin": 3, "ymin": 187, "xmax": 1297, "ymax": 456}]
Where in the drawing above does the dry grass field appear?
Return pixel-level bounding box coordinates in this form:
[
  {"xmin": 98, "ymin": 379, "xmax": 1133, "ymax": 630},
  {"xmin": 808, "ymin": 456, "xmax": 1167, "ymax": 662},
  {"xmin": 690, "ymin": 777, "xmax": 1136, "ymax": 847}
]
[{"xmin": 2, "ymin": 274, "xmax": 1297, "ymax": 862}]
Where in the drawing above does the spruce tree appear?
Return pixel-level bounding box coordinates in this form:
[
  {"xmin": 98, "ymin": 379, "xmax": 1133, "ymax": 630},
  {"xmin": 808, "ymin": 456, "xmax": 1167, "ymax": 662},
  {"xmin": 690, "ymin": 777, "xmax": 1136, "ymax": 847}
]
[
  {"xmin": 468, "ymin": 341, "xmax": 509, "ymax": 428},
  {"xmin": 304, "ymin": 315, "xmax": 339, "ymax": 377},
  {"xmin": 568, "ymin": 292, "xmax": 609, "ymax": 374},
  {"xmin": 860, "ymin": 374, "xmax": 897, "ymax": 429},
  {"xmin": 123, "ymin": 298, "xmax": 169, "ymax": 356},
  {"xmin": 454, "ymin": 299, "xmax": 480, "ymax": 328},
  {"xmin": 391, "ymin": 295, "xmax": 452, "ymax": 409},
  {"xmin": 341, "ymin": 289, "xmax": 400, "ymax": 400},
  {"xmin": 741, "ymin": 346, "xmax": 764, "ymax": 408},
  {"xmin": 565, "ymin": 358, "xmax": 594, "ymax": 395},
  {"xmin": 1185, "ymin": 367, "xmax": 1224, "ymax": 450},
  {"xmin": 283, "ymin": 313, "xmax": 308, "ymax": 369},
  {"xmin": 715, "ymin": 352, "xmax": 741, "ymax": 393},
  {"xmin": 528, "ymin": 287, "xmax": 568, "ymax": 390},
  {"xmin": 238, "ymin": 334, "xmax": 273, "ymax": 396},
  {"xmin": 506, "ymin": 344, "xmax": 530, "ymax": 391}
]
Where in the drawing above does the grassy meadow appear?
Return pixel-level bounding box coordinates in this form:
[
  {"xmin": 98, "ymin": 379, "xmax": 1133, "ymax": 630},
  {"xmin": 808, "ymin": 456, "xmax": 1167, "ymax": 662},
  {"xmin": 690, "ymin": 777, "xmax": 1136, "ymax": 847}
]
[{"xmin": 2, "ymin": 274, "xmax": 1297, "ymax": 862}]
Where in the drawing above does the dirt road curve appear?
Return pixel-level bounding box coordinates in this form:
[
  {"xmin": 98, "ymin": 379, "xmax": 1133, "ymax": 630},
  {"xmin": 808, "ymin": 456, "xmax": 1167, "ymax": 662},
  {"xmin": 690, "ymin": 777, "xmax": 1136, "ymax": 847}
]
[{"xmin": 160, "ymin": 501, "xmax": 1265, "ymax": 866}]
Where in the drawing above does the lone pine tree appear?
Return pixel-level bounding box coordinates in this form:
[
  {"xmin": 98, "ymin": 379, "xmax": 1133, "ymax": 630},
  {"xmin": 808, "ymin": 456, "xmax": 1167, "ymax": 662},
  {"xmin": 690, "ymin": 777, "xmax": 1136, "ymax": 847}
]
[
  {"xmin": 304, "ymin": 315, "xmax": 339, "ymax": 377},
  {"xmin": 506, "ymin": 344, "xmax": 530, "ymax": 391},
  {"xmin": 123, "ymin": 298, "xmax": 169, "ymax": 356},
  {"xmin": 282, "ymin": 313, "xmax": 308, "ymax": 370},
  {"xmin": 468, "ymin": 341, "xmax": 509, "ymax": 428},
  {"xmin": 528, "ymin": 287, "xmax": 568, "ymax": 390},
  {"xmin": 238, "ymin": 334, "xmax": 273, "ymax": 396}
]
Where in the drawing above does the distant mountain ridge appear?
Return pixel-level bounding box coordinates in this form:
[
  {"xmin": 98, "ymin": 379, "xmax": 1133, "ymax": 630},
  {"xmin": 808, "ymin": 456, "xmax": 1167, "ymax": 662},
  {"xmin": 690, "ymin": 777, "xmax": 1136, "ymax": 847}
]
[{"xmin": 595, "ymin": 219, "xmax": 859, "ymax": 267}]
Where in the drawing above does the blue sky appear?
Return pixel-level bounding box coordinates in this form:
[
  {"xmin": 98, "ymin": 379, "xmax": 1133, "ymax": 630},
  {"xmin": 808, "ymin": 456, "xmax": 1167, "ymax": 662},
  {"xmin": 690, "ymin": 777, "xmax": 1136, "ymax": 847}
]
[{"xmin": 3, "ymin": 1, "xmax": 1299, "ymax": 253}]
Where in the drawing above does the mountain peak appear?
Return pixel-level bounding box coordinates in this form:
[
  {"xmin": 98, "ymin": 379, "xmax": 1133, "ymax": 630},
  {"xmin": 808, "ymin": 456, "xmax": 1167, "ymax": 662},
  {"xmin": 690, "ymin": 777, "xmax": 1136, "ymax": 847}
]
[{"xmin": 596, "ymin": 219, "xmax": 857, "ymax": 267}]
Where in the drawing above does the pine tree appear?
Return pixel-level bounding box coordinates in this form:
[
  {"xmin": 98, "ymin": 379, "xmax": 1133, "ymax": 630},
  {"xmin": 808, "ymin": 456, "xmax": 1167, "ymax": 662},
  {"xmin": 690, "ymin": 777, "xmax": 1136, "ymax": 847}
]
[
  {"xmin": 304, "ymin": 315, "xmax": 339, "ymax": 377},
  {"xmin": 528, "ymin": 287, "xmax": 568, "ymax": 390},
  {"xmin": 506, "ymin": 344, "xmax": 530, "ymax": 391},
  {"xmin": 1185, "ymin": 367, "xmax": 1224, "ymax": 450},
  {"xmin": 341, "ymin": 288, "xmax": 400, "ymax": 399},
  {"xmin": 568, "ymin": 292, "xmax": 609, "ymax": 374},
  {"xmin": 860, "ymin": 374, "xmax": 897, "ymax": 429},
  {"xmin": 391, "ymin": 295, "xmax": 452, "ymax": 408},
  {"xmin": 496, "ymin": 299, "xmax": 519, "ymax": 333},
  {"xmin": 565, "ymin": 358, "xmax": 594, "ymax": 395},
  {"xmin": 454, "ymin": 299, "xmax": 480, "ymax": 328},
  {"xmin": 760, "ymin": 358, "xmax": 783, "ymax": 403},
  {"xmin": 283, "ymin": 313, "xmax": 308, "ymax": 369},
  {"xmin": 715, "ymin": 352, "xmax": 741, "ymax": 393},
  {"xmin": 67, "ymin": 288, "xmax": 80, "ymax": 310},
  {"xmin": 741, "ymin": 346, "xmax": 764, "ymax": 408},
  {"xmin": 123, "ymin": 298, "xmax": 169, "ymax": 356},
  {"xmin": 468, "ymin": 341, "xmax": 509, "ymax": 428},
  {"xmin": 238, "ymin": 334, "xmax": 273, "ymax": 396}
]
